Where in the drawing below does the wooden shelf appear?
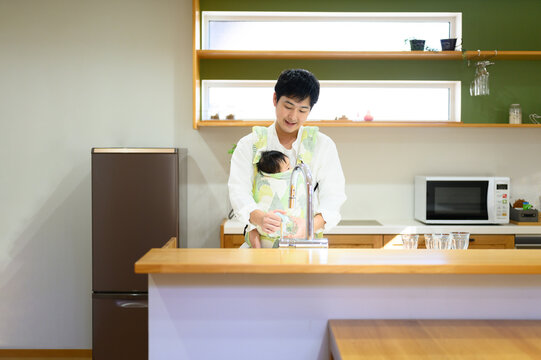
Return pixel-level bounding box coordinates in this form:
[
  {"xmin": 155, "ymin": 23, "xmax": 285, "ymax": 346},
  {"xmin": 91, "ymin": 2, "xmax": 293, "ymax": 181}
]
[
  {"xmin": 464, "ymin": 50, "xmax": 541, "ymax": 60},
  {"xmin": 197, "ymin": 50, "xmax": 464, "ymax": 60},
  {"xmin": 192, "ymin": 0, "xmax": 541, "ymax": 129},
  {"xmin": 198, "ymin": 120, "xmax": 541, "ymax": 128},
  {"xmin": 198, "ymin": 50, "xmax": 541, "ymax": 61}
]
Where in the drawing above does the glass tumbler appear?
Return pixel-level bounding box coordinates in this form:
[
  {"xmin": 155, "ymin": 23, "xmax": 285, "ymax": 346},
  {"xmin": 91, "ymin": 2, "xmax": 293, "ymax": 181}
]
[
  {"xmin": 432, "ymin": 233, "xmax": 451, "ymax": 249},
  {"xmin": 451, "ymin": 232, "xmax": 470, "ymax": 249},
  {"xmin": 401, "ymin": 234, "xmax": 419, "ymax": 249},
  {"xmin": 424, "ymin": 234, "xmax": 435, "ymax": 249}
]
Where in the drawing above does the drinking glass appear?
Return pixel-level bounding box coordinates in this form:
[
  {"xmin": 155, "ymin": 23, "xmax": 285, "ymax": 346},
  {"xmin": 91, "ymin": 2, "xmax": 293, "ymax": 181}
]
[
  {"xmin": 451, "ymin": 232, "xmax": 470, "ymax": 250},
  {"xmin": 401, "ymin": 234, "xmax": 419, "ymax": 249},
  {"xmin": 470, "ymin": 61, "xmax": 494, "ymax": 96},
  {"xmin": 424, "ymin": 234, "xmax": 435, "ymax": 249},
  {"xmin": 432, "ymin": 233, "xmax": 451, "ymax": 249}
]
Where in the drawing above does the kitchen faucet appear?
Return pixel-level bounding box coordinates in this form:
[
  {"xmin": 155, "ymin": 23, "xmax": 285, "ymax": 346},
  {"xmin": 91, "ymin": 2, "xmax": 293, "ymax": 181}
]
[
  {"xmin": 279, "ymin": 162, "xmax": 328, "ymax": 248},
  {"xmin": 289, "ymin": 162, "xmax": 315, "ymax": 240}
]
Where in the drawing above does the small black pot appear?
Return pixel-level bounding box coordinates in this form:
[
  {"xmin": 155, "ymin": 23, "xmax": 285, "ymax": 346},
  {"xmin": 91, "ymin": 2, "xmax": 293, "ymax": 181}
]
[
  {"xmin": 440, "ymin": 38, "xmax": 457, "ymax": 51},
  {"xmin": 409, "ymin": 39, "xmax": 425, "ymax": 51}
]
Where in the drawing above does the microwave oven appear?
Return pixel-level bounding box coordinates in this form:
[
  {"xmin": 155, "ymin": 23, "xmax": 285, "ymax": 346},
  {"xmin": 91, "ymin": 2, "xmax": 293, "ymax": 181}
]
[{"xmin": 414, "ymin": 176, "xmax": 510, "ymax": 224}]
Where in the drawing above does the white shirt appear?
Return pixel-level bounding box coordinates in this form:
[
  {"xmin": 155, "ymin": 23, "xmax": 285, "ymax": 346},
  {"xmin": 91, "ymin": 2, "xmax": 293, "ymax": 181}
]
[{"xmin": 228, "ymin": 123, "xmax": 346, "ymax": 232}]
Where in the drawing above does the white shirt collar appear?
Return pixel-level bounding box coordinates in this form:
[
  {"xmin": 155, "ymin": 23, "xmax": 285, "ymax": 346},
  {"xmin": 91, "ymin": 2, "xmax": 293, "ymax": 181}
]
[{"xmin": 268, "ymin": 122, "xmax": 304, "ymax": 153}]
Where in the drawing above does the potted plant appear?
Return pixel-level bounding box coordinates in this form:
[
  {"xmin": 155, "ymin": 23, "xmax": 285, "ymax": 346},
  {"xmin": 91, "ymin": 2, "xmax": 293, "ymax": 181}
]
[
  {"xmin": 440, "ymin": 38, "xmax": 459, "ymax": 51},
  {"xmin": 405, "ymin": 37, "xmax": 426, "ymax": 51}
]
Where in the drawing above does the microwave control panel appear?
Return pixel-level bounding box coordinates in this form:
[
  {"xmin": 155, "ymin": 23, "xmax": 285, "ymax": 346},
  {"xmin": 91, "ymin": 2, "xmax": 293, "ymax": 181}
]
[{"xmin": 495, "ymin": 182, "xmax": 510, "ymax": 219}]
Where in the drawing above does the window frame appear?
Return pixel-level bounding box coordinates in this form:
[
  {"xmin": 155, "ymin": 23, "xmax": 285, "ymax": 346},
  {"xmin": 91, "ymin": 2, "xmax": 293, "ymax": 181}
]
[
  {"xmin": 202, "ymin": 11, "xmax": 462, "ymax": 51},
  {"xmin": 202, "ymin": 79, "xmax": 461, "ymax": 123}
]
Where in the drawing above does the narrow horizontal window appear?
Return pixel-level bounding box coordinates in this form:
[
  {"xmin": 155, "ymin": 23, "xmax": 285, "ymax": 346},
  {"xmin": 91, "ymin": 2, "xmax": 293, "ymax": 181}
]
[
  {"xmin": 202, "ymin": 80, "xmax": 461, "ymax": 123},
  {"xmin": 203, "ymin": 12, "xmax": 462, "ymax": 51}
]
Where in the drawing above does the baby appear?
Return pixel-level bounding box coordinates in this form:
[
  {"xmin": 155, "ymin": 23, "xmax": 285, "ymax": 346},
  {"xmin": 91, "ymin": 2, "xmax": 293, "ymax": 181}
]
[{"xmin": 249, "ymin": 150, "xmax": 291, "ymax": 248}]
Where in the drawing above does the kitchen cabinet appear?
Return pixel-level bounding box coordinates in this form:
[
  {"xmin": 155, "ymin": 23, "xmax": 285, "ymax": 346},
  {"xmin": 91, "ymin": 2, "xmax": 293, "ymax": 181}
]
[
  {"xmin": 221, "ymin": 234, "xmax": 383, "ymax": 248},
  {"xmin": 383, "ymin": 234, "xmax": 515, "ymax": 249},
  {"xmin": 221, "ymin": 226, "xmax": 514, "ymax": 249}
]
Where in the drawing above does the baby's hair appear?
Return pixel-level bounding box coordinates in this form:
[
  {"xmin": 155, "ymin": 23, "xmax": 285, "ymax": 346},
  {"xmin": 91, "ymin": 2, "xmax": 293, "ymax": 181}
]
[{"xmin": 257, "ymin": 151, "xmax": 289, "ymax": 174}]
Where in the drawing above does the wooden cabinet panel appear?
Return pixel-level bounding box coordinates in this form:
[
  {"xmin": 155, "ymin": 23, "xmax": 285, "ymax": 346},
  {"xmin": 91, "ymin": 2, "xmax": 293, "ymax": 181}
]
[
  {"xmin": 223, "ymin": 234, "xmax": 245, "ymax": 248},
  {"xmin": 327, "ymin": 234, "xmax": 383, "ymax": 248},
  {"xmin": 221, "ymin": 234, "xmax": 383, "ymax": 248},
  {"xmin": 468, "ymin": 235, "xmax": 514, "ymax": 249},
  {"xmin": 384, "ymin": 234, "xmax": 425, "ymax": 249},
  {"xmin": 384, "ymin": 234, "xmax": 515, "ymax": 249}
]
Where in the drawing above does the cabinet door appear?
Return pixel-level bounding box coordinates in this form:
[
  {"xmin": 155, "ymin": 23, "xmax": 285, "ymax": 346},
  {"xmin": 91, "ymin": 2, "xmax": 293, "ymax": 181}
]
[
  {"xmin": 327, "ymin": 234, "xmax": 383, "ymax": 248},
  {"xmin": 468, "ymin": 234, "xmax": 514, "ymax": 249},
  {"xmin": 223, "ymin": 234, "xmax": 245, "ymax": 248}
]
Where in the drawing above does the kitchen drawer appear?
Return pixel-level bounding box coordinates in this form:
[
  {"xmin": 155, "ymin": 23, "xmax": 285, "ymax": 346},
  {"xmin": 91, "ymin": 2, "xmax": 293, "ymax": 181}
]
[
  {"xmin": 223, "ymin": 234, "xmax": 245, "ymax": 248},
  {"xmin": 467, "ymin": 234, "xmax": 514, "ymax": 249},
  {"xmin": 384, "ymin": 234, "xmax": 514, "ymax": 249},
  {"xmin": 327, "ymin": 234, "xmax": 383, "ymax": 248}
]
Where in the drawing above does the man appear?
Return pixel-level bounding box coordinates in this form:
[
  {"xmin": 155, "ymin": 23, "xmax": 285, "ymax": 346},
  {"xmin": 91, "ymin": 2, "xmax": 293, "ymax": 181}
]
[{"xmin": 228, "ymin": 69, "xmax": 346, "ymax": 242}]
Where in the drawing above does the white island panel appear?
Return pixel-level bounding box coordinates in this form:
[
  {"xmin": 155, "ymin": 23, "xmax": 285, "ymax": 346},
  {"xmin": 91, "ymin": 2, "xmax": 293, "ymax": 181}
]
[{"xmin": 148, "ymin": 273, "xmax": 541, "ymax": 360}]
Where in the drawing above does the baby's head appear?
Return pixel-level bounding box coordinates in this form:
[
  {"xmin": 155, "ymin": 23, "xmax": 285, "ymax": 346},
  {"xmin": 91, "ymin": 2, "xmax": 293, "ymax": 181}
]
[{"xmin": 257, "ymin": 150, "xmax": 290, "ymax": 174}]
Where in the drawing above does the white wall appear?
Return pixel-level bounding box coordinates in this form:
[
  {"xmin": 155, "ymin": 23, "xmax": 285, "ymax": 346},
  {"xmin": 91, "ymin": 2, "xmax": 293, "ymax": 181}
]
[
  {"xmin": 0, "ymin": 0, "xmax": 190, "ymax": 349},
  {"xmin": 1, "ymin": 0, "xmax": 541, "ymax": 350}
]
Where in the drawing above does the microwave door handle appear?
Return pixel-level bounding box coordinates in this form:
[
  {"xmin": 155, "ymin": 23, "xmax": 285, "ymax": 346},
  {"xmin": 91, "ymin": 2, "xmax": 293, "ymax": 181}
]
[{"xmin": 487, "ymin": 181, "xmax": 495, "ymax": 220}]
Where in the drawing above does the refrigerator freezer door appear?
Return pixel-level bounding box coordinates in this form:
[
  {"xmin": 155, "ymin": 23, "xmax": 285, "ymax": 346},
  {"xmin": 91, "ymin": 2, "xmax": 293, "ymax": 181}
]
[
  {"xmin": 92, "ymin": 151, "xmax": 179, "ymax": 293},
  {"xmin": 92, "ymin": 293, "xmax": 148, "ymax": 359}
]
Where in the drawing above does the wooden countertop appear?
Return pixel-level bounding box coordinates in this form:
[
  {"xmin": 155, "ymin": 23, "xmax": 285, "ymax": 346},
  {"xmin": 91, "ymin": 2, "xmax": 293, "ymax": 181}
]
[
  {"xmin": 328, "ymin": 319, "xmax": 541, "ymax": 359},
  {"xmin": 134, "ymin": 248, "xmax": 541, "ymax": 275}
]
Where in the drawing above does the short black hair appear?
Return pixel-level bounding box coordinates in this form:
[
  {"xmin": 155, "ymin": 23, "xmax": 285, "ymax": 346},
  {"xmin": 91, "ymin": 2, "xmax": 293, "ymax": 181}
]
[
  {"xmin": 257, "ymin": 150, "xmax": 289, "ymax": 174},
  {"xmin": 274, "ymin": 69, "xmax": 320, "ymax": 109}
]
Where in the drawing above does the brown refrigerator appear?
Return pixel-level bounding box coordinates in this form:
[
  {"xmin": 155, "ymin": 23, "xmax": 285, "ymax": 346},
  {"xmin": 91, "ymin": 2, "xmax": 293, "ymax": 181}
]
[{"xmin": 91, "ymin": 148, "xmax": 187, "ymax": 359}]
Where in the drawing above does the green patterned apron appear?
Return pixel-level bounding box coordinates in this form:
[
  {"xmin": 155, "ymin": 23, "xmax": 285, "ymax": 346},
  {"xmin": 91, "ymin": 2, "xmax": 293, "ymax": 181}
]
[{"xmin": 245, "ymin": 126, "xmax": 319, "ymax": 248}]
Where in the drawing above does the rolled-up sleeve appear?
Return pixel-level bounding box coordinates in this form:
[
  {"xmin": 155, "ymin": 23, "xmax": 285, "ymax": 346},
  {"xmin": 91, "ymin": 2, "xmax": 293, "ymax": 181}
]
[
  {"xmin": 313, "ymin": 135, "xmax": 347, "ymax": 231},
  {"xmin": 228, "ymin": 134, "xmax": 257, "ymax": 226}
]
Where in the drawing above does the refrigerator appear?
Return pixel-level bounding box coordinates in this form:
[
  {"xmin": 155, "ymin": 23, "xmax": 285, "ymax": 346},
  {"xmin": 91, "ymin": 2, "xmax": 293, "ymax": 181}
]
[{"xmin": 91, "ymin": 147, "xmax": 187, "ymax": 359}]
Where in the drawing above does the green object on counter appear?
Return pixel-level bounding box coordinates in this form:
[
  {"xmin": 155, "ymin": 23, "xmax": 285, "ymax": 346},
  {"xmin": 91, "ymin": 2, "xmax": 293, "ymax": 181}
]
[{"xmin": 523, "ymin": 202, "xmax": 532, "ymax": 210}]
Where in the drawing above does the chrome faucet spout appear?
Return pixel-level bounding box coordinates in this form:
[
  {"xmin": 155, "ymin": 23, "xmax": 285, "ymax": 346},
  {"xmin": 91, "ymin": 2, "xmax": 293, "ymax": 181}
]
[{"xmin": 289, "ymin": 162, "xmax": 314, "ymax": 240}]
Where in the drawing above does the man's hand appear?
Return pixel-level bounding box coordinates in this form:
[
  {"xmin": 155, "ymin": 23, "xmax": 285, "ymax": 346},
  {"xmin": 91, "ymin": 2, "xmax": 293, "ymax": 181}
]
[
  {"xmin": 285, "ymin": 213, "xmax": 326, "ymax": 238},
  {"xmin": 250, "ymin": 209, "xmax": 286, "ymax": 234}
]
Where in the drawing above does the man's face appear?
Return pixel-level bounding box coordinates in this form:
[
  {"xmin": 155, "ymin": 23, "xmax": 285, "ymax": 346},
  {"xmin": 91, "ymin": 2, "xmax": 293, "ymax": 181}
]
[{"xmin": 274, "ymin": 93, "xmax": 311, "ymax": 135}]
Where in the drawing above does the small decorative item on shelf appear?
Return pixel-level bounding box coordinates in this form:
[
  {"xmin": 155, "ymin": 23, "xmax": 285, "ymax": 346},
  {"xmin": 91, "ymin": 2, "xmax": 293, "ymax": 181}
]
[
  {"xmin": 226, "ymin": 114, "xmax": 235, "ymax": 120},
  {"xmin": 509, "ymin": 104, "xmax": 522, "ymax": 124},
  {"xmin": 335, "ymin": 115, "xmax": 349, "ymax": 121},
  {"xmin": 440, "ymin": 38, "xmax": 458, "ymax": 51},
  {"xmin": 363, "ymin": 111, "xmax": 374, "ymax": 121},
  {"xmin": 404, "ymin": 38, "xmax": 425, "ymax": 51},
  {"xmin": 210, "ymin": 114, "xmax": 220, "ymax": 120},
  {"xmin": 529, "ymin": 113, "xmax": 541, "ymax": 124},
  {"xmin": 510, "ymin": 199, "xmax": 538, "ymax": 223}
]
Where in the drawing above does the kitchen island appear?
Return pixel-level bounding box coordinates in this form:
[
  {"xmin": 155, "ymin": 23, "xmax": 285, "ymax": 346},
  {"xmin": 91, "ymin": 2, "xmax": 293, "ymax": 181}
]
[{"xmin": 135, "ymin": 248, "xmax": 541, "ymax": 360}]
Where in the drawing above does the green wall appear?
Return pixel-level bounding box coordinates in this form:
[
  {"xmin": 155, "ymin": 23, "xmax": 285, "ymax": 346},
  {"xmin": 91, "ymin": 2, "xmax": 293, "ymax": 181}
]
[{"xmin": 199, "ymin": 0, "xmax": 541, "ymax": 123}]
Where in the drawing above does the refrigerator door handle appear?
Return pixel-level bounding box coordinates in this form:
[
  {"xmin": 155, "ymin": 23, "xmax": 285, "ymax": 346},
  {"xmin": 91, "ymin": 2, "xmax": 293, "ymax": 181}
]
[{"xmin": 115, "ymin": 300, "xmax": 148, "ymax": 309}]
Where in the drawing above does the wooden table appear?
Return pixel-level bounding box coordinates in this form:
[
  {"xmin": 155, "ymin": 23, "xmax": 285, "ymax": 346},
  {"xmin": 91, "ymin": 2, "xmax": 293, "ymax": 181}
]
[{"xmin": 329, "ymin": 319, "xmax": 541, "ymax": 359}]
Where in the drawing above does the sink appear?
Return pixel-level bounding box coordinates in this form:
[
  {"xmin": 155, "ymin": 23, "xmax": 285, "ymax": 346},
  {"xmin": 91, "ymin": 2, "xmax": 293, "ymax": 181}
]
[{"xmin": 338, "ymin": 219, "xmax": 381, "ymax": 226}]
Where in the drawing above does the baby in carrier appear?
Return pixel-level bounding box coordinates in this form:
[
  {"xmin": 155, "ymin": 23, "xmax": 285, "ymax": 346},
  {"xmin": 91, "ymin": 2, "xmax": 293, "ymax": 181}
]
[{"xmin": 248, "ymin": 150, "xmax": 297, "ymax": 248}]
